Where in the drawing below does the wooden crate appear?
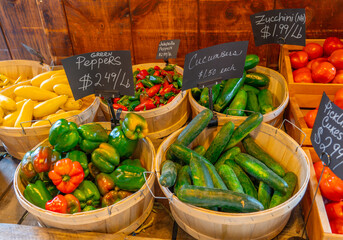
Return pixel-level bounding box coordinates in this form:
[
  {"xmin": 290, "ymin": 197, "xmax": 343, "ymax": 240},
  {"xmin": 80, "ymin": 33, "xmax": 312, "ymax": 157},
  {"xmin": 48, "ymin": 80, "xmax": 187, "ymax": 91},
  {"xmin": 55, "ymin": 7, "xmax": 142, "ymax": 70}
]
[
  {"xmin": 279, "ymin": 39, "xmax": 343, "ymax": 98},
  {"xmin": 301, "ymin": 147, "xmax": 343, "ymax": 240}
]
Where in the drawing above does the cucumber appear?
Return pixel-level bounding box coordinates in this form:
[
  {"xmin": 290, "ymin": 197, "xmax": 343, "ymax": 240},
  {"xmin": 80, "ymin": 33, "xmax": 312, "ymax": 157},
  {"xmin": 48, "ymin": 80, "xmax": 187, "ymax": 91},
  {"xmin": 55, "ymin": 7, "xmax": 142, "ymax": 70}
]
[
  {"xmin": 244, "ymin": 54, "xmax": 259, "ymax": 71},
  {"xmin": 168, "ymin": 143, "xmax": 209, "ymax": 165},
  {"xmin": 246, "ymin": 91, "xmax": 260, "ymax": 115},
  {"xmin": 218, "ymin": 164, "xmax": 244, "ymax": 194},
  {"xmin": 200, "ymin": 87, "xmax": 209, "ymax": 107},
  {"xmin": 215, "ymin": 146, "xmax": 241, "ymax": 170},
  {"xmin": 174, "ymin": 165, "xmax": 192, "ymax": 196},
  {"xmin": 191, "ymin": 88, "xmax": 201, "ymax": 101},
  {"xmin": 258, "ymin": 181, "xmax": 273, "ymax": 210},
  {"xmin": 159, "ymin": 160, "xmax": 177, "ymax": 187},
  {"xmin": 224, "ymin": 112, "xmax": 263, "ymax": 151},
  {"xmin": 258, "ymin": 89, "xmax": 274, "ymax": 114},
  {"xmin": 245, "ymin": 72, "xmax": 270, "ymax": 87},
  {"xmin": 224, "ymin": 89, "xmax": 247, "ymax": 116},
  {"xmin": 269, "ymin": 172, "xmax": 297, "ymax": 208},
  {"xmin": 204, "ymin": 121, "xmax": 235, "ymax": 164},
  {"xmin": 190, "ymin": 157, "xmax": 213, "ymax": 188},
  {"xmin": 214, "ymin": 72, "xmax": 246, "ymax": 112},
  {"xmin": 225, "ymin": 160, "xmax": 258, "ymax": 199},
  {"xmin": 243, "ymin": 84, "xmax": 260, "ymax": 95},
  {"xmin": 234, "ymin": 153, "xmax": 288, "ymax": 194},
  {"xmin": 177, "ymin": 185, "xmax": 264, "ymax": 212},
  {"xmin": 193, "ymin": 145, "xmax": 206, "ymax": 156},
  {"xmin": 202, "ymin": 159, "xmax": 228, "ymax": 190},
  {"xmin": 212, "ymin": 83, "xmax": 222, "ymax": 103},
  {"xmin": 242, "ymin": 135, "xmax": 285, "ymax": 177}
]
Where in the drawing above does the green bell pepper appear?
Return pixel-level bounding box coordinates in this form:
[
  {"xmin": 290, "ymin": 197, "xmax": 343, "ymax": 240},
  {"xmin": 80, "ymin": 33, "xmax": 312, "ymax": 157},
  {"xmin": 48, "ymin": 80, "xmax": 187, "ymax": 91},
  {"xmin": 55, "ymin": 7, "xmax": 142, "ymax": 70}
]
[
  {"xmin": 51, "ymin": 149, "xmax": 62, "ymax": 166},
  {"xmin": 49, "ymin": 119, "xmax": 80, "ymax": 152},
  {"xmin": 91, "ymin": 143, "xmax": 120, "ymax": 173},
  {"xmin": 82, "ymin": 205, "xmax": 97, "ymax": 212},
  {"xmin": 19, "ymin": 151, "xmax": 36, "ymax": 187},
  {"xmin": 72, "ymin": 180, "xmax": 101, "ymax": 209},
  {"xmin": 95, "ymin": 173, "xmax": 116, "ymax": 196},
  {"xmin": 121, "ymin": 113, "xmax": 148, "ymax": 140},
  {"xmin": 23, "ymin": 180, "xmax": 53, "ymax": 209},
  {"xmin": 78, "ymin": 123, "xmax": 109, "ymax": 153},
  {"xmin": 66, "ymin": 150, "xmax": 89, "ymax": 177},
  {"xmin": 111, "ymin": 165, "xmax": 147, "ymax": 191},
  {"xmin": 108, "ymin": 126, "xmax": 138, "ymax": 158},
  {"xmin": 101, "ymin": 190, "xmax": 120, "ymax": 207},
  {"xmin": 120, "ymin": 159, "xmax": 142, "ymax": 168}
]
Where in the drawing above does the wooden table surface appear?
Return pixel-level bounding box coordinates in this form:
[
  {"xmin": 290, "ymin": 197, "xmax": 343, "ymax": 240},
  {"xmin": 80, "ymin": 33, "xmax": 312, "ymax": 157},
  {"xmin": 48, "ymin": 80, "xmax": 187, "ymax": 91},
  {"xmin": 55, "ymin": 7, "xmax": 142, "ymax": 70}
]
[{"xmin": 0, "ymin": 152, "xmax": 308, "ymax": 240}]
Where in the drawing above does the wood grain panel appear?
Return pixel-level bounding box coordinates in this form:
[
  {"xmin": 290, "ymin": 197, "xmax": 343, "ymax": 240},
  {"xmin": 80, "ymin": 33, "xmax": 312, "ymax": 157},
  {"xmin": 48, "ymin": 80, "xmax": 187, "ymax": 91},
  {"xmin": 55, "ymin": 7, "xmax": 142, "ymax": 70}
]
[
  {"xmin": 36, "ymin": 0, "xmax": 73, "ymax": 65},
  {"xmin": 130, "ymin": 0, "xmax": 198, "ymax": 66},
  {"xmin": 0, "ymin": 24, "xmax": 11, "ymax": 60},
  {"xmin": 0, "ymin": 157, "xmax": 18, "ymax": 197},
  {"xmin": 0, "ymin": 0, "xmax": 52, "ymax": 63},
  {"xmin": 63, "ymin": 0, "xmax": 133, "ymax": 56}
]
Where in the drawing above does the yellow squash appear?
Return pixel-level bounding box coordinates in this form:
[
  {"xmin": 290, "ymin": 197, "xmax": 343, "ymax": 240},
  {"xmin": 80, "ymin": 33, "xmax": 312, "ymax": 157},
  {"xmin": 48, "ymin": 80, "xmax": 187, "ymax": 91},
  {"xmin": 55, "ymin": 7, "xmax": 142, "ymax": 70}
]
[
  {"xmin": 14, "ymin": 99, "xmax": 34, "ymax": 128},
  {"xmin": 33, "ymin": 95, "xmax": 68, "ymax": 118},
  {"xmin": 2, "ymin": 100, "xmax": 26, "ymax": 127},
  {"xmin": 62, "ymin": 98, "xmax": 83, "ymax": 111},
  {"xmin": 31, "ymin": 71, "xmax": 59, "ymax": 87},
  {"xmin": 32, "ymin": 110, "xmax": 82, "ymax": 127},
  {"xmin": 14, "ymin": 86, "xmax": 58, "ymax": 101},
  {"xmin": 40, "ymin": 75, "xmax": 68, "ymax": 91},
  {"xmin": 53, "ymin": 84, "xmax": 73, "ymax": 97},
  {"xmin": 0, "ymin": 80, "xmax": 31, "ymax": 97},
  {"xmin": 0, "ymin": 94, "xmax": 17, "ymax": 111},
  {"xmin": 0, "ymin": 107, "xmax": 4, "ymax": 124}
]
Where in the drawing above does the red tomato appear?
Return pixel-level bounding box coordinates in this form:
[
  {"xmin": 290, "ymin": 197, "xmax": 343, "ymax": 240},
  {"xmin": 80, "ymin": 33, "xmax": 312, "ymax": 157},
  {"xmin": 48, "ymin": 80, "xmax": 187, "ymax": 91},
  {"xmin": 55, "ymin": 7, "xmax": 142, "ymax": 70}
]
[
  {"xmin": 290, "ymin": 51, "xmax": 309, "ymax": 69},
  {"xmin": 334, "ymin": 88, "xmax": 343, "ymax": 110},
  {"xmin": 323, "ymin": 37, "xmax": 343, "ymax": 56},
  {"xmin": 329, "ymin": 49, "xmax": 343, "ymax": 70},
  {"xmin": 293, "ymin": 67, "xmax": 313, "ymax": 83},
  {"xmin": 304, "ymin": 109, "xmax": 318, "ymax": 128},
  {"xmin": 312, "ymin": 62, "xmax": 336, "ymax": 83},
  {"xmin": 308, "ymin": 57, "xmax": 328, "ymax": 71},
  {"xmin": 333, "ymin": 70, "xmax": 343, "ymax": 84},
  {"xmin": 303, "ymin": 43, "xmax": 323, "ymax": 60}
]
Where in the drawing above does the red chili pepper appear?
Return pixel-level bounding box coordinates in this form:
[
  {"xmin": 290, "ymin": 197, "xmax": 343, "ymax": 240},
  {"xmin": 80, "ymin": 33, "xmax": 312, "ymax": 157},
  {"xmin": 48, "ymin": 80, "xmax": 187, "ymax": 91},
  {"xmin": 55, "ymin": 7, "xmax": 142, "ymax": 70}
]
[
  {"xmin": 140, "ymin": 92, "xmax": 150, "ymax": 103},
  {"xmin": 167, "ymin": 70, "xmax": 175, "ymax": 75},
  {"xmin": 136, "ymin": 81, "xmax": 144, "ymax": 90},
  {"xmin": 112, "ymin": 103, "xmax": 128, "ymax": 111},
  {"xmin": 159, "ymin": 103, "xmax": 165, "ymax": 107},
  {"xmin": 134, "ymin": 99, "xmax": 156, "ymax": 111},
  {"xmin": 173, "ymin": 88, "xmax": 181, "ymax": 94},
  {"xmin": 162, "ymin": 79, "xmax": 169, "ymax": 88},
  {"xmin": 113, "ymin": 97, "xmax": 120, "ymax": 104},
  {"xmin": 153, "ymin": 71, "xmax": 160, "ymax": 76},
  {"xmin": 161, "ymin": 70, "xmax": 168, "ymax": 76},
  {"xmin": 154, "ymin": 66, "xmax": 161, "ymax": 70},
  {"xmin": 136, "ymin": 73, "xmax": 145, "ymax": 80},
  {"xmin": 139, "ymin": 69, "xmax": 149, "ymax": 77},
  {"xmin": 160, "ymin": 84, "xmax": 174, "ymax": 96},
  {"xmin": 147, "ymin": 84, "xmax": 161, "ymax": 97},
  {"xmin": 167, "ymin": 96, "xmax": 175, "ymax": 103},
  {"xmin": 153, "ymin": 95, "xmax": 160, "ymax": 105}
]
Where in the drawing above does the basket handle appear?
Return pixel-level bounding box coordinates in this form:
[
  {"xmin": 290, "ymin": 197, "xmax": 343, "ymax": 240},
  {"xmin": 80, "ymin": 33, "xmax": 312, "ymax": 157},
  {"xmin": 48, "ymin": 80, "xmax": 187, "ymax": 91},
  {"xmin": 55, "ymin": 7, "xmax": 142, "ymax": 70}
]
[
  {"xmin": 143, "ymin": 171, "xmax": 172, "ymax": 201},
  {"xmin": 20, "ymin": 119, "xmax": 52, "ymax": 135},
  {"xmin": 277, "ymin": 119, "xmax": 306, "ymax": 151}
]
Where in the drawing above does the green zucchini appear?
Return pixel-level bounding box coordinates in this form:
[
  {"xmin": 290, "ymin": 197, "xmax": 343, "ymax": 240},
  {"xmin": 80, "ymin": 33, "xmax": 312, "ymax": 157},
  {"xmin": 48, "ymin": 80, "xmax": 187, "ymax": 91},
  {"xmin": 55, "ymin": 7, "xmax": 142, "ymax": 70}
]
[
  {"xmin": 191, "ymin": 88, "xmax": 201, "ymax": 101},
  {"xmin": 190, "ymin": 157, "xmax": 213, "ymax": 188},
  {"xmin": 258, "ymin": 181, "xmax": 273, "ymax": 210},
  {"xmin": 193, "ymin": 145, "xmax": 206, "ymax": 156},
  {"xmin": 224, "ymin": 89, "xmax": 248, "ymax": 116},
  {"xmin": 202, "ymin": 159, "xmax": 228, "ymax": 190},
  {"xmin": 245, "ymin": 72, "xmax": 270, "ymax": 87},
  {"xmin": 242, "ymin": 135, "xmax": 285, "ymax": 177},
  {"xmin": 200, "ymin": 87, "xmax": 209, "ymax": 108},
  {"xmin": 177, "ymin": 185, "xmax": 264, "ymax": 212},
  {"xmin": 224, "ymin": 112, "xmax": 263, "ymax": 151},
  {"xmin": 214, "ymin": 72, "xmax": 246, "ymax": 112},
  {"xmin": 159, "ymin": 160, "xmax": 177, "ymax": 188},
  {"xmin": 244, "ymin": 54, "xmax": 260, "ymax": 70},
  {"xmin": 218, "ymin": 164, "xmax": 244, "ymax": 193},
  {"xmin": 269, "ymin": 172, "xmax": 297, "ymax": 208},
  {"xmin": 215, "ymin": 146, "xmax": 241, "ymax": 170},
  {"xmin": 174, "ymin": 165, "xmax": 192, "ymax": 196},
  {"xmin": 234, "ymin": 153, "xmax": 288, "ymax": 194},
  {"xmin": 246, "ymin": 91, "xmax": 260, "ymax": 115},
  {"xmin": 168, "ymin": 143, "xmax": 209, "ymax": 165},
  {"xmin": 225, "ymin": 160, "xmax": 258, "ymax": 199},
  {"xmin": 258, "ymin": 89, "xmax": 274, "ymax": 114},
  {"xmin": 243, "ymin": 84, "xmax": 260, "ymax": 95},
  {"xmin": 204, "ymin": 121, "xmax": 235, "ymax": 164}
]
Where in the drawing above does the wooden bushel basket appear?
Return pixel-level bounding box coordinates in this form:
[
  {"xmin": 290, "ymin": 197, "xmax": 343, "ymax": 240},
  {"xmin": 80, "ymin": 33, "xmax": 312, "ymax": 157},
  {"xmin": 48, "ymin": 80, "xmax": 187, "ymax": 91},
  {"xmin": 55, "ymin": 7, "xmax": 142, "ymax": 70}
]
[
  {"xmin": 99, "ymin": 63, "xmax": 190, "ymax": 147},
  {"xmin": 14, "ymin": 122, "xmax": 155, "ymax": 235},
  {"xmin": 156, "ymin": 118, "xmax": 310, "ymax": 240},
  {"xmin": 189, "ymin": 66, "xmax": 289, "ymax": 127}
]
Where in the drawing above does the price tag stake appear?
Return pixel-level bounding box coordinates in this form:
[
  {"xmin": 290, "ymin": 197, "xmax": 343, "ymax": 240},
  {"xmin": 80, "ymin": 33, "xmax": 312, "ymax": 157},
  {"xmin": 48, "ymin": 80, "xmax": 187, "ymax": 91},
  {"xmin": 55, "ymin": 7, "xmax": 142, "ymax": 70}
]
[{"xmin": 156, "ymin": 39, "xmax": 180, "ymax": 67}]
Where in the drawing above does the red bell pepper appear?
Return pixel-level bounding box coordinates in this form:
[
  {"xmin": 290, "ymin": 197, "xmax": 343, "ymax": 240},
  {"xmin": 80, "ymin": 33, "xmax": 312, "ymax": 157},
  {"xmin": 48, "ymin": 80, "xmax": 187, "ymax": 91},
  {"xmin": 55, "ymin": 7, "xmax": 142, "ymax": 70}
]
[
  {"xmin": 167, "ymin": 96, "xmax": 176, "ymax": 103},
  {"xmin": 154, "ymin": 66, "xmax": 161, "ymax": 70},
  {"xmin": 113, "ymin": 97, "xmax": 120, "ymax": 104},
  {"xmin": 136, "ymin": 81, "xmax": 144, "ymax": 91},
  {"xmin": 134, "ymin": 99, "xmax": 156, "ymax": 111},
  {"xmin": 314, "ymin": 161, "xmax": 343, "ymax": 201},
  {"xmin": 147, "ymin": 84, "xmax": 161, "ymax": 97},
  {"xmin": 326, "ymin": 201, "xmax": 343, "ymax": 220},
  {"xmin": 32, "ymin": 146, "xmax": 52, "ymax": 173},
  {"xmin": 48, "ymin": 158, "xmax": 85, "ymax": 194},
  {"xmin": 45, "ymin": 194, "xmax": 67, "ymax": 213},
  {"xmin": 160, "ymin": 84, "xmax": 174, "ymax": 96},
  {"xmin": 330, "ymin": 219, "xmax": 343, "ymax": 234},
  {"xmin": 65, "ymin": 194, "xmax": 81, "ymax": 214},
  {"xmin": 112, "ymin": 103, "xmax": 128, "ymax": 111}
]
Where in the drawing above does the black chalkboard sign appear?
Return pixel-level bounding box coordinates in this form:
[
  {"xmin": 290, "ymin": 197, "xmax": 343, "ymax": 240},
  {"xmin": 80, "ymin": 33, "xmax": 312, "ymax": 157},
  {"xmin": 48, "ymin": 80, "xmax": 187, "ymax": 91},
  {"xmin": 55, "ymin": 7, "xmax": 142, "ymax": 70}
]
[
  {"xmin": 156, "ymin": 39, "xmax": 180, "ymax": 60},
  {"xmin": 311, "ymin": 92, "xmax": 343, "ymax": 178},
  {"xmin": 250, "ymin": 9, "xmax": 306, "ymax": 46},
  {"xmin": 182, "ymin": 41, "xmax": 248, "ymax": 91},
  {"xmin": 61, "ymin": 51, "xmax": 134, "ymax": 100}
]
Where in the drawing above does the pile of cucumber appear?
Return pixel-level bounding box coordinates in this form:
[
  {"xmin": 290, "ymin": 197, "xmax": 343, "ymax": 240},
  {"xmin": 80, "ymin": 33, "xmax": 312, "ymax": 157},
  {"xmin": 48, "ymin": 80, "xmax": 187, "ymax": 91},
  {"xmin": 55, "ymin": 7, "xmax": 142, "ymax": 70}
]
[
  {"xmin": 160, "ymin": 109, "xmax": 297, "ymax": 213},
  {"xmin": 191, "ymin": 55, "xmax": 275, "ymax": 116}
]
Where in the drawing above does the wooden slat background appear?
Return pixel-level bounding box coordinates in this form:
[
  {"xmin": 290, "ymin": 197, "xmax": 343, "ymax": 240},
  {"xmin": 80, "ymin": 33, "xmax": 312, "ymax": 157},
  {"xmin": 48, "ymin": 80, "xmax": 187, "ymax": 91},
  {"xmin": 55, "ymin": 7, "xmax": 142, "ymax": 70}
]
[{"xmin": 0, "ymin": 0, "xmax": 342, "ymax": 68}]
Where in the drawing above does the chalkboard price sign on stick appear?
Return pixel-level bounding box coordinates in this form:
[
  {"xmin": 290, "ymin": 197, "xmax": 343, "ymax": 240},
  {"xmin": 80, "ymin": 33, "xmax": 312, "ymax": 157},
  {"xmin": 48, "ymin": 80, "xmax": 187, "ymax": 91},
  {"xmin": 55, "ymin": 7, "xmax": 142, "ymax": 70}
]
[
  {"xmin": 311, "ymin": 92, "xmax": 343, "ymax": 178},
  {"xmin": 250, "ymin": 9, "xmax": 306, "ymax": 46},
  {"xmin": 62, "ymin": 51, "xmax": 134, "ymax": 100},
  {"xmin": 182, "ymin": 41, "xmax": 249, "ymax": 91},
  {"xmin": 156, "ymin": 39, "xmax": 180, "ymax": 60}
]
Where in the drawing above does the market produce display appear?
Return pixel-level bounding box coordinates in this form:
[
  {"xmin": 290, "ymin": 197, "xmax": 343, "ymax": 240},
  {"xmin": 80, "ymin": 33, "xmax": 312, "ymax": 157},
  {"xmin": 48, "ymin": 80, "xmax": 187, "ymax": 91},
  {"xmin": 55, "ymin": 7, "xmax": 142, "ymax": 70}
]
[
  {"xmin": 19, "ymin": 113, "xmax": 149, "ymax": 214},
  {"xmin": 290, "ymin": 37, "xmax": 343, "ymax": 83},
  {"xmin": 160, "ymin": 109, "xmax": 297, "ymax": 212},
  {"xmin": 191, "ymin": 54, "xmax": 275, "ymax": 116},
  {"xmin": 107, "ymin": 64, "xmax": 183, "ymax": 111},
  {"xmin": 0, "ymin": 69, "xmax": 93, "ymax": 127}
]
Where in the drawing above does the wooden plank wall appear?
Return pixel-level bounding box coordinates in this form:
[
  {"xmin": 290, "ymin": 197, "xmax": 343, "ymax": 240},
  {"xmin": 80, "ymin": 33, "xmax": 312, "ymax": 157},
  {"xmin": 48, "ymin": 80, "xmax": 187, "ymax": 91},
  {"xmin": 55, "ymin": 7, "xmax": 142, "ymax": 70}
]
[{"xmin": 0, "ymin": 0, "xmax": 342, "ymax": 68}]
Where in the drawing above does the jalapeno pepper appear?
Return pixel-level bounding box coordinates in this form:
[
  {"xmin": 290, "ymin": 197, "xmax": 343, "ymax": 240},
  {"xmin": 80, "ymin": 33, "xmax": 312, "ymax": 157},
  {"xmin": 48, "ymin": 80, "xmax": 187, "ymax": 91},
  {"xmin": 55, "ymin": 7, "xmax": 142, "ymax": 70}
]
[
  {"xmin": 128, "ymin": 92, "xmax": 140, "ymax": 101},
  {"xmin": 172, "ymin": 81, "xmax": 179, "ymax": 89},
  {"xmin": 148, "ymin": 76, "xmax": 163, "ymax": 84},
  {"xmin": 177, "ymin": 77, "xmax": 183, "ymax": 88},
  {"xmin": 141, "ymin": 79, "xmax": 154, "ymax": 88},
  {"xmin": 164, "ymin": 92, "xmax": 175, "ymax": 100},
  {"xmin": 112, "ymin": 103, "xmax": 128, "ymax": 111},
  {"xmin": 147, "ymin": 67, "xmax": 155, "ymax": 75},
  {"xmin": 128, "ymin": 100, "xmax": 140, "ymax": 111},
  {"xmin": 147, "ymin": 84, "xmax": 161, "ymax": 97},
  {"xmin": 163, "ymin": 64, "xmax": 175, "ymax": 71}
]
